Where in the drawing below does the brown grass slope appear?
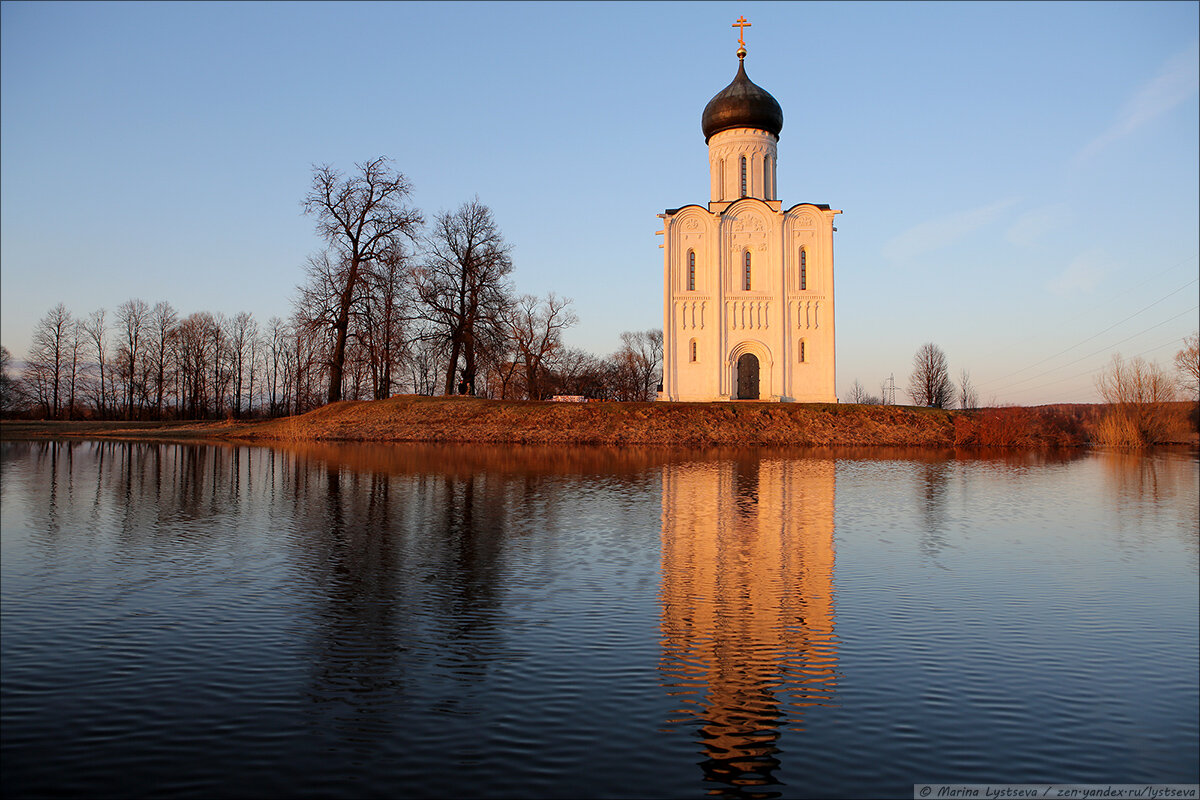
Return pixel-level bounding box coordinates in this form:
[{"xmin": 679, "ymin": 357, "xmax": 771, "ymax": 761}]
[{"xmin": 5, "ymin": 397, "xmax": 1194, "ymax": 448}]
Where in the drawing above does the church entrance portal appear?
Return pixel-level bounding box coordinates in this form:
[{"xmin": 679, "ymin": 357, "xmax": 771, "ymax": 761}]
[{"xmin": 736, "ymin": 353, "xmax": 760, "ymax": 400}]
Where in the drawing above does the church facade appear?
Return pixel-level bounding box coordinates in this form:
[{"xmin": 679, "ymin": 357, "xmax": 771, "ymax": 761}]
[{"xmin": 659, "ymin": 29, "xmax": 840, "ymax": 402}]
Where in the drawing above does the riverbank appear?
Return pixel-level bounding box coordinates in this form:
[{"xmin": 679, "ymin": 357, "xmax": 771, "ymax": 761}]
[{"xmin": 4, "ymin": 395, "xmax": 1196, "ymax": 447}]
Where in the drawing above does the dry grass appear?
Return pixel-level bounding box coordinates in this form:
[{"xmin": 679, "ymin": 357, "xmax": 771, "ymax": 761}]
[
  {"xmin": 219, "ymin": 396, "xmax": 962, "ymax": 448},
  {"xmin": 7, "ymin": 397, "xmax": 1195, "ymax": 448}
]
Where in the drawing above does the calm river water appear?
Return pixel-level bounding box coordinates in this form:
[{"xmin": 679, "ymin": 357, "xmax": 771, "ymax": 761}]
[{"xmin": 1, "ymin": 440, "xmax": 1197, "ymax": 798}]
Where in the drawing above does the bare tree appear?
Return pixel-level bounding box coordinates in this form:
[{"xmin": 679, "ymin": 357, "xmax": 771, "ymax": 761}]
[
  {"xmin": 148, "ymin": 302, "xmax": 178, "ymax": 419},
  {"xmin": 414, "ymin": 198, "xmax": 513, "ymax": 396},
  {"xmin": 504, "ymin": 293, "xmax": 578, "ymax": 400},
  {"xmin": 1175, "ymin": 331, "xmax": 1199, "ymax": 401},
  {"xmin": 358, "ymin": 244, "xmax": 410, "ymax": 399},
  {"xmin": 25, "ymin": 304, "xmax": 73, "ymax": 418},
  {"xmin": 227, "ymin": 312, "xmax": 257, "ymax": 418},
  {"xmin": 1095, "ymin": 353, "xmax": 1179, "ymax": 445},
  {"xmin": 609, "ymin": 330, "xmax": 663, "ymax": 402},
  {"xmin": 907, "ymin": 342, "xmax": 953, "ymax": 408},
  {"xmin": 553, "ymin": 348, "xmax": 609, "ymax": 399},
  {"xmin": 63, "ymin": 320, "xmax": 85, "ymax": 419},
  {"xmin": 82, "ymin": 309, "xmax": 112, "ymax": 417},
  {"xmin": 0, "ymin": 345, "xmax": 26, "ymax": 417},
  {"xmin": 849, "ymin": 379, "xmax": 869, "ymax": 404},
  {"xmin": 958, "ymin": 368, "xmax": 979, "ymax": 410},
  {"xmin": 115, "ymin": 299, "xmax": 150, "ymax": 419},
  {"xmin": 302, "ymin": 157, "xmax": 422, "ymax": 403}
]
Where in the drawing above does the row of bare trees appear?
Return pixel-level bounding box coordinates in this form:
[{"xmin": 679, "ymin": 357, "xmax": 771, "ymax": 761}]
[
  {"xmin": 3, "ymin": 290, "xmax": 661, "ymax": 419},
  {"xmin": 847, "ymin": 343, "xmax": 978, "ymax": 409},
  {"xmin": 292, "ymin": 157, "xmax": 663, "ymax": 405},
  {"xmin": 1, "ymin": 156, "xmax": 666, "ymax": 419}
]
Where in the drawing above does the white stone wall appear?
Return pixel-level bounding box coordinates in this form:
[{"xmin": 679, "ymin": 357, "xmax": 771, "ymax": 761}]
[
  {"xmin": 707, "ymin": 128, "xmax": 778, "ymax": 202},
  {"xmin": 662, "ymin": 197, "xmax": 839, "ymax": 403}
]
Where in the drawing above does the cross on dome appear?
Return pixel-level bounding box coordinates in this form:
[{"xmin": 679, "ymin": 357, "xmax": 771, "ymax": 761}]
[{"xmin": 732, "ymin": 15, "xmax": 751, "ymax": 57}]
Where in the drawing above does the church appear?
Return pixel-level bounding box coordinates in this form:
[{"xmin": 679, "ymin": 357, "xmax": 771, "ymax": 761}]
[{"xmin": 659, "ymin": 19, "xmax": 840, "ymax": 402}]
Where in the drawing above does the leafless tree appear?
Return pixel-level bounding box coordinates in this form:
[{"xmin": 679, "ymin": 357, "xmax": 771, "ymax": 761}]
[
  {"xmin": 414, "ymin": 198, "xmax": 513, "ymax": 396},
  {"xmin": 227, "ymin": 312, "xmax": 257, "ymax": 418},
  {"xmin": 62, "ymin": 320, "xmax": 85, "ymax": 419},
  {"xmin": 148, "ymin": 302, "xmax": 178, "ymax": 419},
  {"xmin": 24, "ymin": 304, "xmax": 73, "ymax": 418},
  {"xmin": 302, "ymin": 157, "xmax": 422, "ymax": 403},
  {"xmin": 82, "ymin": 309, "xmax": 112, "ymax": 417},
  {"xmin": 115, "ymin": 299, "xmax": 150, "ymax": 419},
  {"xmin": 0, "ymin": 345, "xmax": 25, "ymax": 417},
  {"xmin": 358, "ymin": 244, "xmax": 410, "ymax": 399},
  {"xmin": 1095, "ymin": 353, "xmax": 1179, "ymax": 445},
  {"xmin": 503, "ymin": 293, "xmax": 578, "ymax": 400},
  {"xmin": 907, "ymin": 342, "xmax": 953, "ymax": 408},
  {"xmin": 608, "ymin": 330, "xmax": 663, "ymax": 402},
  {"xmin": 958, "ymin": 368, "xmax": 979, "ymax": 410},
  {"xmin": 402, "ymin": 323, "xmax": 448, "ymax": 396},
  {"xmin": 849, "ymin": 379, "xmax": 869, "ymax": 404},
  {"xmin": 553, "ymin": 347, "xmax": 610, "ymax": 399},
  {"xmin": 1175, "ymin": 331, "xmax": 1199, "ymax": 401}
]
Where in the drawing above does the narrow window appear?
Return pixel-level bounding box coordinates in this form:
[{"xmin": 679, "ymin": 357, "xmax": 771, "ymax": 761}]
[
  {"xmin": 799, "ymin": 340, "xmax": 806, "ymax": 363},
  {"xmin": 687, "ymin": 250, "xmax": 696, "ymax": 291},
  {"xmin": 690, "ymin": 339, "xmax": 697, "ymax": 362},
  {"xmin": 740, "ymin": 156, "xmax": 747, "ymax": 197},
  {"xmin": 743, "ymin": 251, "xmax": 752, "ymax": 291},
  {"xmin": 764, "ymin": 157, "xmax": 771, "ymax": 200},
  {"xmin": 799, "ymin": 248, "xmax": 807, "ymax": 291}
]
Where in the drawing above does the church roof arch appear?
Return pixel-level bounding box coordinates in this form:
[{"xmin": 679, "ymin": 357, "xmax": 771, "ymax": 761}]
[
  {"xmin": 668, "ymin": 205, "xmax": 715, "ymax": 236},
  {"xmin": 784, "ymin": 202, "xmax": 834, "ymax": 214},
  {"xmin": 720, "ymin": 197, "xmax": 776, "ymax": 231},
  {"xmin": 664, "ymin": 203, "xmax": 708, "ymax": 216}
]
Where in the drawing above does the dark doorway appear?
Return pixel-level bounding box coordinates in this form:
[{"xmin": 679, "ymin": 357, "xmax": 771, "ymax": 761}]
[{"xmin": 736, "ymin": 353, "xmax": 760, "ymax": 400}]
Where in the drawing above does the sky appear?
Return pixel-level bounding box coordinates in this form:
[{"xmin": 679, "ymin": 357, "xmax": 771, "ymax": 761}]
[{"xmin": 2, "ymin": 0, "xmax": 1197, "ymax": 405}]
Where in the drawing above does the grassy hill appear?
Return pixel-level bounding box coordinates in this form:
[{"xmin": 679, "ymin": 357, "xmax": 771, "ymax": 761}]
[{"xmin": 4, "ymin": 396, "xmax": 1195, "ymax": 448}]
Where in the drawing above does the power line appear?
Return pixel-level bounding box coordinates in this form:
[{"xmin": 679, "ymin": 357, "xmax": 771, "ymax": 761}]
[
  {"xmin": 992, "ymin": 317, "xmax": 1199, "ymax": 402},
  {"xmin": 977, "ymin": 276, "xmax": 1198, "ymax": 388},
  {"xmin": 973, "ymin": 251, "xmax": 1199, "ymax": 368}
]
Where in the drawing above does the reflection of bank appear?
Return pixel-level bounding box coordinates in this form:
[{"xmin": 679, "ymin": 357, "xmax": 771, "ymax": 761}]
[{"xmin": 659, "ymin": 457, "xmax": 838, "ymax": 796}]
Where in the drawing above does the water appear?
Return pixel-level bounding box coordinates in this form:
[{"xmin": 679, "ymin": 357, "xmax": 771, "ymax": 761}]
[{"xmin": 2, "ymin": 440, "xmax": 1197, "ymax": 798}]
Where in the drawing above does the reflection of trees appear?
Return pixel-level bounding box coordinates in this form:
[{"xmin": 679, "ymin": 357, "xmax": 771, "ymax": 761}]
[
  {"xmin": 1102, "ymin": 451, "xmax": 1199, "ymax": 571},
  {"xmin": 917, "ymin": 461, "xmax": 950, "ymax": 562},
  {"xmin": 659, "ymin": 456, "xmax": 839, "ymax": 799}
]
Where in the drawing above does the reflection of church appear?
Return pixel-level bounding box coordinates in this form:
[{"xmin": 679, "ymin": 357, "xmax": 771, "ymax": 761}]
[
  {"xmin": 658, "ymin": 454, "xmax": 838, "ymax": 794},
  {"xmin": 660, "ymin": 18, "xmax": 840, "ymax": 402}
]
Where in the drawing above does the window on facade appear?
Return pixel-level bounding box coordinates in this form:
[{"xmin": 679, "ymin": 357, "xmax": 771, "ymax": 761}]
[
  {"xmin": 690, "ymin": 340, "xmax": 697, "ymax": 362},
  {"xmin": 687, "ymin": 250, "xmax": 696, "ymax": 291},
  {"xmin": 743, "ymin": 251, "xmax": 752, "ymax": 291},
  {"xmin": 764, "ymin": 157, "xmax": 771, "ymax": 200},
  {"xmin": 800, "ymin": 248, "xmax": 807, "ymax": 291},
  {"xmin": 799, "ymin": 340, "xmax": 806, "ymax": 363},
  {"xmin": 740, "ymin": 156, "xmax": 747, "ymax": 197}
]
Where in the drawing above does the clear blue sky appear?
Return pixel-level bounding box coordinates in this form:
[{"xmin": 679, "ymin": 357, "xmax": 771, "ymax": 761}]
[{"xmin": 2, "ymin": 1, "xmax": 1197, "ymax": 405}]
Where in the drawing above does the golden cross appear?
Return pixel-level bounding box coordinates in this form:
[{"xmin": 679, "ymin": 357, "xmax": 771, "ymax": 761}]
[{"xmin": 732, "ymin": 15, "xmax": 751, "ymax": 47}]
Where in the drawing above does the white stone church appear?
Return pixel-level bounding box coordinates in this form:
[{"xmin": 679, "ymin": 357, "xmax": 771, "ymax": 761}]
[{"xmin": 659, "ymin": 28, "xmax": 840, "ymax": 402}]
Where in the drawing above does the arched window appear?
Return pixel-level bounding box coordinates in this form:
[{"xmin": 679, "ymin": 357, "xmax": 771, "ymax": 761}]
[
  {"xmin": 689, "ymin": 339, "xmax": 697, "ymax": 362},
  {"xmin": 740, "ymin": 156, "xmax": 747, "ymax": 197},
  {"xmin": 764, "ymin": 156, "xmax": 771, "ymax": 200},
  {"xmin": 743, "ymin": 251, "xmax": 752, "ymax": 291},
  {"xmin": 687, "ymin": 250, "xmax": 696, "ymax": 291},
  {"xmin": 799, "ymin": 340, "xmax": 806, "ymax": 363},
  {"xmin": 799, "ymin": 248, "xmax": 807, "ymax": 291}
]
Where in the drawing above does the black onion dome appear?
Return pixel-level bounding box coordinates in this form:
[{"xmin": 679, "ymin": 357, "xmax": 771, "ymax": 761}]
[{"xmin": 701, "ymin": 58, "xmax": 783, "ymax": 142}]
